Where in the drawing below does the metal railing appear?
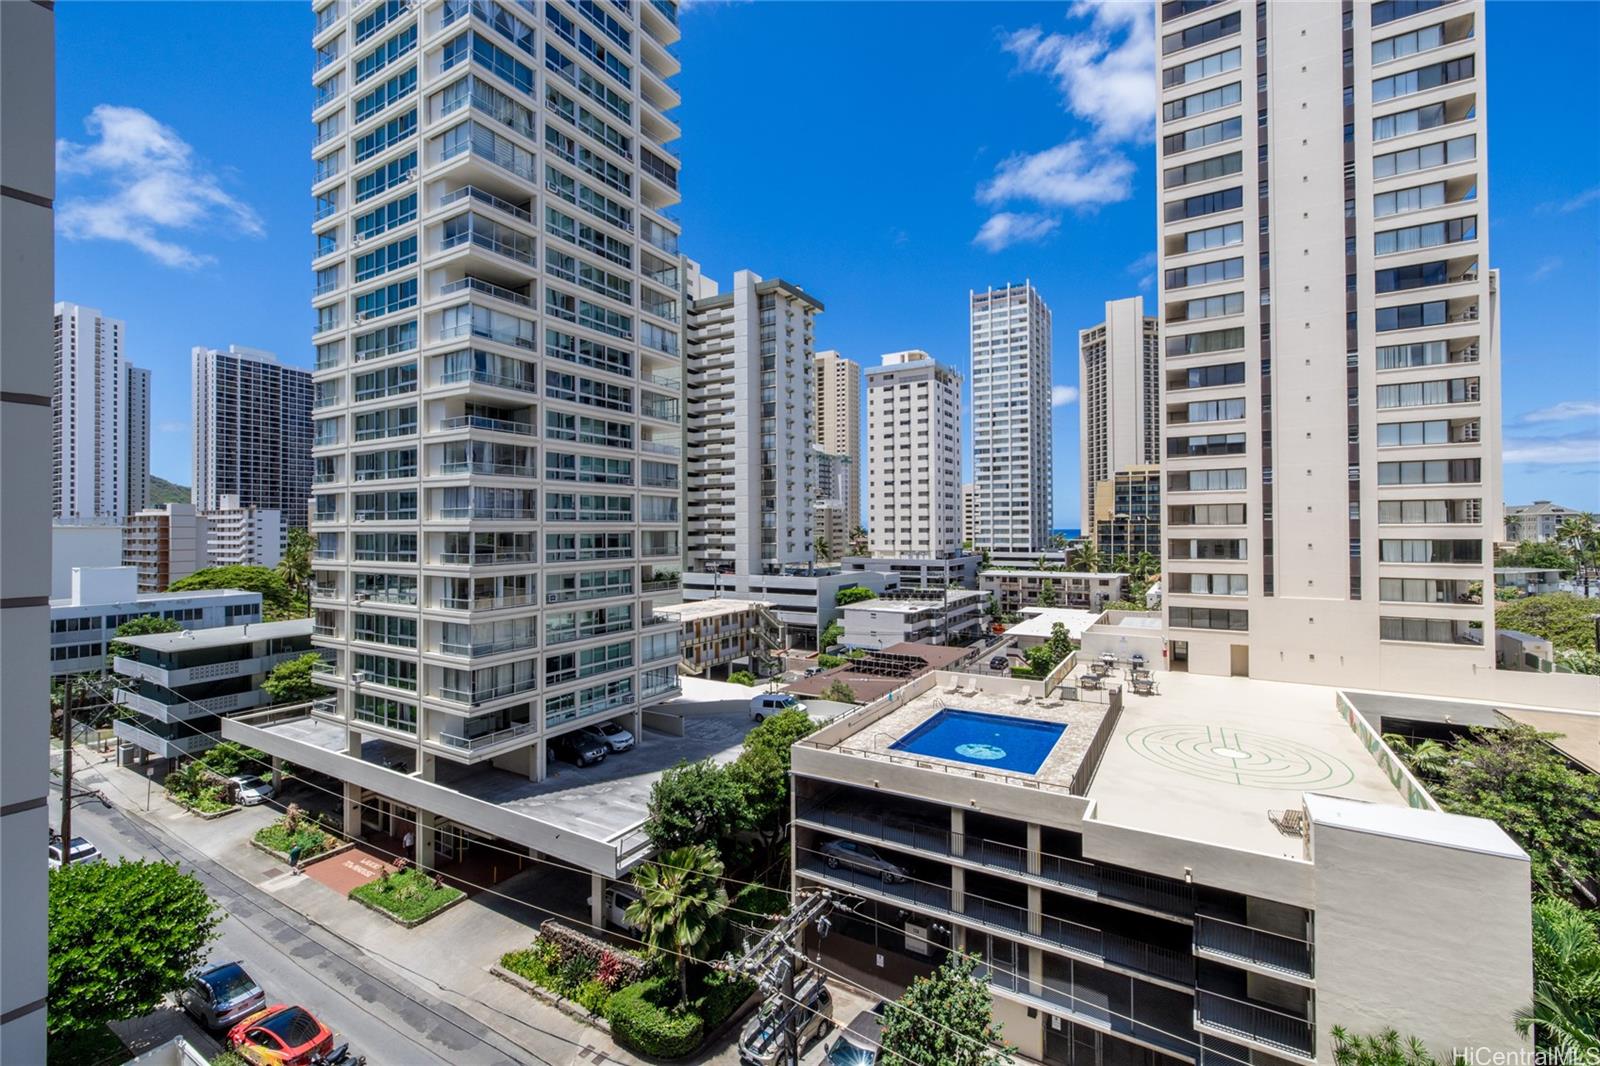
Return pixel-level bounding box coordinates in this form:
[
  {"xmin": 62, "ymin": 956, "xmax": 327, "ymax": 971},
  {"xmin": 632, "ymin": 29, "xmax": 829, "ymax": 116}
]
[
  {"xmin": 1195, "ymin": 914, "xmax": 1313, "ymax": 978},
  {"xmin": 438, "ymin": 184, "xmax": 532, "ymax": 223},
  {"xmin": 435, "ymin": 720, "xmax": 538, "ymax": 751},
  {"xmin": 440, "ymin": 275, "xmax": 533, "ymax": 308},
  {"xmin": 439, "ymin": 413, "xmax": 533, "ymax": 435},
  {"xmin": 1195, "ymin": 990, "xmax": 1314, "ymax": 1057}
]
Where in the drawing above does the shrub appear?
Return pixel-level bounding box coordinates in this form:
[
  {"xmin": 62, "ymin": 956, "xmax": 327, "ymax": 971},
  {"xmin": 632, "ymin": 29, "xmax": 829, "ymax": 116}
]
[
  {"xmin": 595, "ymin": 950, "xmax": 627, "ymax": 991},
  {"xmin": 254, "ymin": 817, "xmax": 336, "ymax": 859},
  {"xmin": 605, "ymin": 977, "xmax": 704, "ymax": 1059},
  {"xmin": 575, "ymin": 979, "xmax": 611, "ymax": 1016},
  {"xmin": 820, "ymin": 680, "xmax": 857, "ymax": 704},
  {"xmin": 727, "ymin": 670, "xmax": 757, "ymax": 687},
  {"xmin": 349, "ymin": 867, "xmax": 463, "ymax": 923},
  {"xmin": 730, "ymin": 883, "xmax": 788, "ymax": 927},
  {"xmin": 694, "ymin": 969, "xmax": 755, "ymax": 1030},
  {"xmin": 816, "ymin": 653, "xmax": 845, "ymax": 669},
  {"xmin": 846, "ymin": 648, "xmax": 866, "ymax": 660},
  {"xmin": 1009, "ymin": 666, "xmax": 1039, "ymax": 680}
]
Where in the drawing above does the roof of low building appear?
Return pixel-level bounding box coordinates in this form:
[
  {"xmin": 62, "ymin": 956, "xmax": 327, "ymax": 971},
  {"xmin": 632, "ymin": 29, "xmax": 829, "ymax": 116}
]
[
  {"xmin": 659, "ymin": 598, "xmax": 773, "ymax": 622},
  {"xmin": 117, "ymin": 617, "xmax": 313, "ymax": 651}
]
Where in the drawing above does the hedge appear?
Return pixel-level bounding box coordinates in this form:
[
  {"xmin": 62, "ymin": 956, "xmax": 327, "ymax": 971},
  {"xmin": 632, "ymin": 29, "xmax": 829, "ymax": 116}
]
[{"xmin": 605, "ymin": 976, "xmax": 704, "ymax": 1059}]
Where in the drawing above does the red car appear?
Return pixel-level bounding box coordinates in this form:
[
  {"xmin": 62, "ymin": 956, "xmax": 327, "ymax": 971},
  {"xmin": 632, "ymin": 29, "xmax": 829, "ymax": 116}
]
[{"xmin": 227, "ymin": 1004, "xmax": 334, "ymax": 1066}]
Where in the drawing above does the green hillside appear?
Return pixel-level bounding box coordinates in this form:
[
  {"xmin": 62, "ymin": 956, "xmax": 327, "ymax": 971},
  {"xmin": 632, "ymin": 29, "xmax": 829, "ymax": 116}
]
[{"xmin": 147, "ymin": 475, "xmax": 191, "ymax": 506}]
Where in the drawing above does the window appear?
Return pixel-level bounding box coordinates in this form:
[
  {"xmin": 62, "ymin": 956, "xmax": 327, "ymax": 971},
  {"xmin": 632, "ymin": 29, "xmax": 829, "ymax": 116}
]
[
  {"xmin": 1164, "ymin": 151, "xmax": 1243, "ymax": 189},
  {"xmin": 1373, "ymin": 135, "xmax": 1475, "ymax": 179},
  {"xmin": 1376, "ymin": 458, "xmax": 1481, "ymax": 484},
  {"xmin": 1379, "ymin": 616, "xmax": 1476, "ymax": 644},
  {"xmin": 1376, "ymin": 377, "xmax": 1478, "ymax": 407},
  {"xmin": 1168, "ymin": 432, "xmax": 1247, "ymax": 457},
  {"xmin": 1162, "ymin": 45, "xmax": 1241, "ymax": 88},
  {"xmin": 1374, "ymin": 300, "xmax": 1446, "ymax": 332},
  {"xmin": 1377, "ymin": 340, "xmax": 1451, "ymax": 369},
  {"xmin": 1163, "ymin": 116, "xmax": 1243, "ymax": 155},
  {"xmin": 1162, "ymin": 11, "xmax": 1240, "ymax": 55},
  {"xmin": 354, "ymin": 25, "xmax": 416, "ymax": 84},
  {"xmin": 1373, "ymin": 22, "xmax": 1446, "ymax": 64},
  {"xmin": 1168, "ymin": 606, "xmax": 1248, "ymax": 631},
  {"xmin": 1166, "ymin": 257, "xmax": 1244, "ymax": 289},
  {"xmin": 1379, "ymin": 539, "xmax": 1482, "ymax": 564},
  {"xmin": 1372, "ymin": 0, "xmax": 1451, "ymax": 28},
  {"xmin": 1378, "ymin": 498, "xmax": 1480, "ymax": 524},
  {"xmin": 1164, "ymin": 186, "xmax": 1243, "ymax": 223},
  {"xmin": 1372, "ymin": 56, "xmax": 1473, "ymax": 102},
  {"xmin": 1177, "ymin": 362, "xmax": 1246, "ymax": 389},
  {"xmin": 1180, "ymin": 398, "xmax": 1247, "ymax": 423},
  {"xmin": 1169, "ymin": 467, "xmax": 1246, "ymax": 491},
  {"xmin": 1180, "ymin": 292, "xmax": 1245, "ymax": 320},
  {"xmin": 1170, "ymin": 572, "xmax": 1248, "ymax": 595},
  {"xmin": 1167, "ymin": 327, "xmax": 1245, "ymax": 356},
  {"xmin": 1373, "ymin": 101, "xmax": 1454, "ymax": 142},
  {"xmin": 1183, "ymin": 221, "xmax": 1244, "ymax": 253},
  {"xmin": 1374, "ymin": 259, "xmax": 1450, "ymax": 293},
  {"xmin": 1375, "ymin": 215, "xmax": 1476, "ymax": 255},
  {"xmin": 1376, "ymin": 419, "xmax": 1452, "ymax": 446},
  {"xmin": 1163, "ymin": 82, "xmax": 1242, "ymax": 123},
  {"xmin": 1374, "ymin": 181, "xmax": 1451, "ymax": 219},
  {"xmin": 353, "ymin": 109, "xmax": 416, "ymax": 163}
]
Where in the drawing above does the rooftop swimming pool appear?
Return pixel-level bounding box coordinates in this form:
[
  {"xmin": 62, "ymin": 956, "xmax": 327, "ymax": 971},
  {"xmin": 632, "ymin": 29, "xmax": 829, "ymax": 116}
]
[{"xmin": 889, "ymin": 708, "xmax": 1066, "ymax": 775}]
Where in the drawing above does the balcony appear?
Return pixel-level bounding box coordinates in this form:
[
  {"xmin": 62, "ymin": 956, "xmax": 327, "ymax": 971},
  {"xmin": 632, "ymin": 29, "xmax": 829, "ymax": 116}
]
[
  {"xmin": 438, "ymin": 184, "xmax": 533, "ymax": 224},
  {"xmin": 436, "ymin": 506, "xmax": 537, "ymax": 521},
  {"xmin": 1194, "ymin": 990, "xmax": 1314, "ymax": 1059},
  {"xmin": 438, "ymin": 413, "xmax": 534, "ymax": 436},
  {"xmin": 440, "ymin": 276, "xmax": 533, "ymax": 309},
  {"xmin": 1194, "ymin": 915, "xmax": 1314, "ymax": 980},
  {"xmin": 437, "ymin": 550, "xmax": 535, "ymax": 565},
  {"xmin": 114, "ymin": 718, "xmax": 218, "ymax": 759},
  {"xmin": 432, "ymin": 719, "xmax": 538, "ymax": 754},
  {"xmin": 436, "ymin": 593, "xmax": 539, "ymax": 612},
  {"xmin": 436, "ymin": 676, "xmax": 539, "ymax": 707},
  {"xmin": 115, "ymin": 687, "xmax": 270, "ymax": 722},
  {"xmin": 439, "ymin": 459, "xmax": 537, "ymax": 478}
]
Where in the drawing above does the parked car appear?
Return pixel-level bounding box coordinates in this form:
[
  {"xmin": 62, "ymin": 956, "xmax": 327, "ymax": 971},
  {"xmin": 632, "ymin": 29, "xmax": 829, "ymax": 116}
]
[
  {"xmin": 47, "ymin": 835, "xmax": 103, "ymax": 869},
  {"xmin": 588, "ymin": 883, "xmax": 642, "ymax": 932},
  {"xmin": 227, "ymin": 1004, "xmax": 333, "ymax": 1066},
  {"xmin": 551, "ymin": 731, "xmax": 608, "ymax": 768},
  {"xmin": 589, "ymin": 721, "xmax": 635, "ymax": 753},
  {"xmin": 181, "ymin": 961, "xmax": 266, "ymax": 1031},
  {"xmin": 739, "ymin": 976, "xmax": 832, "ymax": 1065},
  {"xmin": 825, "ymin": 1005, "xmax": 884, "ymax": 1065},
  {"xmin": 989, "ymin": 654, "xmax": 1009, "ymax": 671},
  {"xmin": 229, "ymin": 774, "xmax": 275, "ymax": 806},
  {"xmin": 750, "ymin": 692, "xmax": 806, "ymax": 723},
  {"xmin": 819, "ymin": 839, "xmax": 910, "ymax": 883}
]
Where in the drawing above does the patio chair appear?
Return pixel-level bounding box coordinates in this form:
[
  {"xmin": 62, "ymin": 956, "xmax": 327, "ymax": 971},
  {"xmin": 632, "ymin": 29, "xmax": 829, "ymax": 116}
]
[
  {"xmin": 1016, "ymin": 692, "xmax": 1033, "ymax": 705},
  {"xmin": 1268, "ymin": 808, "xmax": 1307, "ymax": 837}
]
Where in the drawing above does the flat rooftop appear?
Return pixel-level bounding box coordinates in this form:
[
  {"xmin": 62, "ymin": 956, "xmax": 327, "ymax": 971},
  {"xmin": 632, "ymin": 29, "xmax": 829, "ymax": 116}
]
[
  {"xmin": 1087, "ymin": 671, "xmax": 1407, "ymax": 858},
  {"xmin": 659, "ymin": 597, "xmax": 772, "ymax": 623},
  {"xmin": 50, "ymin": 585, "xmax": 259, "ymax": 609},
  {"xmin": 844, "ymin": 591, "xmax": 982, "ymax": 614},
  {"xmin": 117, "ymin": 617, "xmax": 312, "ymax": 651},
  {"xmin": 1008, "ymin": 608, "xmax": 1103, "ymax": 640}
]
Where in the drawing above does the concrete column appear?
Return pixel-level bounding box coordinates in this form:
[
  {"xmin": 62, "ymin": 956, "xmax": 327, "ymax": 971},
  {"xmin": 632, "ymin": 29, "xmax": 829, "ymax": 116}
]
[
  {"xmin": 415, "ymin": 809, "xmax": 435, "ymax": 871},
  {"xmin": 270, "ymin": 755, "xmax": 283, "ymax": 792},
  {"xmin": 590, "ymin": 873, "xmax": 606, "ymax": 932},
  {"xmin": 630, "ymin": 708, "xmax": 643, "ymax": 746},
  {"xmin": 1026, "ymin": 822, "xmax": 1041, "ymax": 876},
  {"xmin": 345, "ymin": 727, "xmax": 361, "ymax": 757},
  {"xmin": 1029, "ymin": 946, "xmax": 1044, "ymax": 998},
  {"xmin": 950, "ymin": 807, "xmax": 965, "ymax": 858},
  {"xmin": 1027, "ymin": 884, "xmax": 1042, "ymax": 937},
  {"xmin": 950, "ymin": 865, "xmax": 965, "ymax": 920},
  {"xmin": 531, "ymin": 740, "xmax": 546, "ymax": 783},
  {"xmin": 342, "ymin": 782, "xmax": 361, "ymax": 837},
  {"xmin": 418, "ymin": 752, "xmax": 435, "ymax": 782}
]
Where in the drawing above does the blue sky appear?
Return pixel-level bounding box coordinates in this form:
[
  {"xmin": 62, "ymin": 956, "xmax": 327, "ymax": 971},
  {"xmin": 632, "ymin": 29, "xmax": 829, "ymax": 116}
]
[{"xmin": 56, "ymin": 1, "xmax": 1600, "ymax": 522}]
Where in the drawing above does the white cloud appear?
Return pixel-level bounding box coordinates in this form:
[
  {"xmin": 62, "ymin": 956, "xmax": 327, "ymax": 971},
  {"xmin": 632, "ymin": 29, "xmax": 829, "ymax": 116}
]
[
  {"xmin": 56, "ymin": 105, "xmax": 262, "ymax": 269},
  {"xmin": 972, "ymin": 212, "xmax": 1061, "ymax": 252},
  {"xmin": 978, "ymin": 140, "xmax": 1135, "ymax": 209},
  {"xmin": 1530, "ymin": 257, "xmax": 1563, "ymax": 283},
  {"xmin": 1557, "ymin": 185, "xmax": 1600, "ymax": 214},
  {"xmin": 1002, "ymin": 1, "xmax": 1156, "ymax": 144},
  {"xmin": 1520, "ymin": 401, "xmax": 1600, "ymax": 424},
  {"xmin": 1052, "ymin": 385, "xmax": 1079, "ymax": 407},
  {"xmin": 1503, "ymin": 435, "xmax": 1600, "ymax": 466}
]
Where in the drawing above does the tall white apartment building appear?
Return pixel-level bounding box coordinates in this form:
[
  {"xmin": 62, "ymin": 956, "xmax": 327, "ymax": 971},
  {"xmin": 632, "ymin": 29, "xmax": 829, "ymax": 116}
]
[
  {"xmin": 124, "ymin": 363, "xmax": 151, "ymax": 514},
  {"xmin": 970, "ymin": 281, "xmax": 1053, "ymax": 553},
  {"xmin": 205, "ymin": 495, "xmax": 285, "ymax": 570},
  {"xmin": 1078, "ymin": 296, "xmax": 1160, "ymax": 528},
  {"xmin": 866, "ymin": 350, "xmax": 962, "ymax": 559},
  {"xmin": 52, "ymin": 302, "xmax": 127, "ymax": 519},
  {"xmin": 303, "ymin": 0, "xmax": 685, "ymax": 789},
  {"xmin": 961, "ymin": 482, "xmax": 976, "ymax": 546},
  {"xmin": 813, "ymin": 348, "xmax": 860, "ymax": 555},
  {"xmin": 685, "ymin": 270, "xmax": 820, "ymax": 577},
  {"xmin": 193, "ymin": 345, "xmax": 314, "ymax": 535},
  {"xmin": 1156, "ymin": 0, "xmax": 1498, "ymax": 687}
]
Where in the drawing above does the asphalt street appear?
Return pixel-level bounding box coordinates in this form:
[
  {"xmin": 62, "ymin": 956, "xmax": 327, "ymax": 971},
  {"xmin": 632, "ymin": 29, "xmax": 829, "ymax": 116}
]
[{"xmin": 49, "ymin": 766, "xmax": 577, "ymax": 1066}]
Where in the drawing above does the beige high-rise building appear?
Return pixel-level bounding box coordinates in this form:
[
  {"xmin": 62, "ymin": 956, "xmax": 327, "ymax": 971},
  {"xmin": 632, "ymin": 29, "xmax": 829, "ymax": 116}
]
[
  {"xmin": 1078, "ymin": 296, "xmax": 1160, "ymax": 531},
  {"xmin": 813, "ymin": 349, "xmax": 860, "ymax": 555},
  {"xmin": 866, "ymin": 350, "xmax": 962, "ymax": 559},
  {"xmin": 1157, "ymin": 0, "xmax": 1498, "ymax": 687},
  {"xmin": 970, "ymin": 282, "xmax": 1052, "ymax": 552}
]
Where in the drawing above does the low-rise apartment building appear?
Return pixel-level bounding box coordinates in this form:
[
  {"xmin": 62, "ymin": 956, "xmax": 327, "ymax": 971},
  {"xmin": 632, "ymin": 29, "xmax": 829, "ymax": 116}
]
[
  {"xmin": 662, "ymin": 598, "xmax": 783, "ymax": 679},
  {"xmin": 681, "ymin": 569, "xmax": 892, "ymax": 651},
  {"xmin": 839, "ymin": 589, "xmax": 985, "ymax": 650},
  {"xmin": 124, "ymin": 496, "xmax": 285, "ymax": 592},
  {"xmin": 112, "ymin": 618, "xmax": 314, "ymax": 763},
  {"xmin": 791, "ymin": 670, "xmax": 1531, "ymax": 1063},
  {"xmin": 982, "ymin": 570, "xmax": 1129, "ymax": 615},
  {"xmin": 1504, "ymin": 500, "xmax": 1585, "ymax": 543},
  {"xmin": 841, "ymin": 552, "xmax": 981, "ymax": 591},
  {"xmin": 49, "ymin": 566, "xmax": 262, "ymax": 677}
]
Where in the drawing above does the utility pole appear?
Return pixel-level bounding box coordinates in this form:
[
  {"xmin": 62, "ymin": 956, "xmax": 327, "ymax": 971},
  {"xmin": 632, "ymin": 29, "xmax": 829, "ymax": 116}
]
[
  {"xmin": 723, "ymin": 889, "xmax": 843, "ymax": 1066},
  {"xmin": 59, "ymin": 676, "xmax": 72, "ymax": 854}
]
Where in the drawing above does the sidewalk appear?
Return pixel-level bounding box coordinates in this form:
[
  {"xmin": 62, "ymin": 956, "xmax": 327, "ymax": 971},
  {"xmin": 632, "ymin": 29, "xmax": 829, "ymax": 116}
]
[{"xmin": 69, "ymin": 744, "xmax": 743, "ymax": 1066}]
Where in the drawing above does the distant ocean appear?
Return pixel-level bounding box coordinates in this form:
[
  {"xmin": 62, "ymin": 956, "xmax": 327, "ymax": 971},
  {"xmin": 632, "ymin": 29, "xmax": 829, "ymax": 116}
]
[{"xmin": 1051, "ymin": 528, "xmax": 1082, "ymax": 540}]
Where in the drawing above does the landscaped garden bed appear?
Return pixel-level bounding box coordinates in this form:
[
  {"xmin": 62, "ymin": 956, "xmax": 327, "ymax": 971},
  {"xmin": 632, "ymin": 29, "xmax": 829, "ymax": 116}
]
[
  {"xmin": 251, "ymin": 804, "xmax": 339, "ymax": 861},
  {"xmin": 348, "ymin": 865, "xmax": 465, "ymax": 927}
]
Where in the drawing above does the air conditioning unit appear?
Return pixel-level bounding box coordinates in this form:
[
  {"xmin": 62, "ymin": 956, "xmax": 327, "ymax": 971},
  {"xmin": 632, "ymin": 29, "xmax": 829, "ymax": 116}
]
[
  {"xmin": 353, "ymin": 235, "xmax": 367, "ymax": 247},
  {"xmin": 352, "ymin": 671, "xmax": 369, "ymax": 684},
  {"xmin": 354, "ymin": 591, "xmax": 370, "ymax": 601},
  {"xmin": 353, "ymin": 312, "xmax": 368, "ymax": 323}
]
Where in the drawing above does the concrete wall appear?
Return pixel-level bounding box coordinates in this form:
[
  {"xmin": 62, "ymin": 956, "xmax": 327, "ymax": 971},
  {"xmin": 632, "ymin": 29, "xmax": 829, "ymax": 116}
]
[
  {"xmin": 51, "ymin": 522, "xmax": 124, "ymax": 599},
  {"xmin": 1308, "ymin": 799, "xmax": 1532, "ymax": 1056}
]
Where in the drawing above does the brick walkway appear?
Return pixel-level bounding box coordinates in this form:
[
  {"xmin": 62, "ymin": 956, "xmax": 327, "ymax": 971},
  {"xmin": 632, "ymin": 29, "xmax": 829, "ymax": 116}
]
[{"xmin": 303, "ymin": 844, "xmax": 394, "ymax": 895}]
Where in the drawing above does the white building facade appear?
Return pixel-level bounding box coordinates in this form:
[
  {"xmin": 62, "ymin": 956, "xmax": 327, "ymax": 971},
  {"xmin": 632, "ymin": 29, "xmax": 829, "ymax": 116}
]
[
  {"xmin": 970, "ymin": 282, "xmax": 1053, "ymax": 553},
  {"xmin": 866, "ymin": 350, "xmax": 963, "ymax": 560},
  {"xmin": 1156, "ymin": 0, "xmax": 1499, "ymax": 687},
  {"xmin": 305, "ymin": 0, "xmax": 685, "ymax": 781},
  {"xmin": 192, "ymin": 344, "xmax": 314, "ymax": 535},
  {"xmin": 684, "ymin": 271, "xmax": 820, "ymax": 577},
  {"xmin": 52, "ymin": 302, "xmax": 128, "ymax": 520},
  {"xmin": 1078, "ymin": 296, "xmax": 1160, "ymax": 530},
  {"xmin": 813, "ymin": 348, "xmax": 861, "ymax": 557}
]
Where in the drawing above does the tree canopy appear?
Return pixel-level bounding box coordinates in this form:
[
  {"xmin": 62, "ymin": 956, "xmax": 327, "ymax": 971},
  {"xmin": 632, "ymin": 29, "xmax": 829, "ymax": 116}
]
[
  {"xmin": 48, "ymin": 859, "xmax": 220, "ymax": 1035},
  {"xmin": 627, "ymin": 844, "xmax": 728, "ymax": 1006},
  {"xmin": 1517, "ymin": 894, "xmax": 1600, "ymax": 1056},
  {"xmin": 1495, "ymin": 593, "xmax": 1599, "ymax": 653},
  {"xmin": 820, "ymin": 680, "xmax": 858, "ymax": 704},
  {"xmin": 262, "ymin": 652, "xmax": 332, "ymax": 705},
  {"xmin": 880, "ymin": 951, "xmax": 1011, "ymax": 1066},
  {"xmin": 106, "ymin": 614, "xmax": 183, "ymax": 670},
  {"xmin": 169, "ymin": 565, "xmax": 295, "ymax": 620},
  {"xmin": 1329, "ymin": 1026, "xmax": 1444, "ymax": 1066},
  {"xmin": 644, "ymin": 758, "xmax": 750, "ymax": 855}
]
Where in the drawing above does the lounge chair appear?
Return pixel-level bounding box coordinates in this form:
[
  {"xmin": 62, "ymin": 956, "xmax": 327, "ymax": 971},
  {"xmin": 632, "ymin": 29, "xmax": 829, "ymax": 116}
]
[{"xmin": 1268, "ymin": 808, "xmax": 1307, "ymax": 837}]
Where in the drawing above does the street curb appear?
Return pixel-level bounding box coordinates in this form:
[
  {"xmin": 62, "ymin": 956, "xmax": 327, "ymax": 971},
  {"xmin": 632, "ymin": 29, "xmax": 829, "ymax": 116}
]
[
  {"xmin": 488, "ymin": 964, "xmax": 613, "ymax": 1033},
  {"xmin": 249, "ymin": 836, "xmax": 353, "ymax": 866},
  {"xmin": 172, "ymin": 800, "xmax": 241, "ymax": 820}
]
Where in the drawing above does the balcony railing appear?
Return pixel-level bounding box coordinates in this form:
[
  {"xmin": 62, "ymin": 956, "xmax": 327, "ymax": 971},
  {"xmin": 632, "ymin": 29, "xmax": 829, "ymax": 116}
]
[
  {"xmin": 436, "ymin": 506, "xmax": 537, "ymax": 521},
  {"xmin": 1194, "ymin": 915, "xmax": 1313, "ymax": 979},
  {"xmin": 437, "ymin": 550, "xmax": 535, "ymax": 565},
  {"xmin": 438, "ymin": 184, "xmax": 533, "ymax": 223},
  {"xmin": 439, "ymin": 459, "xmax": 537, "ymax": 477},
  {"xmin": 439, "ymin": 413, "xmax": 534, "ymax": 435},
  {"xmin": 440, "ymin": 276, "xmax": 533, "ymax": 308},
  {"xmin": 437, "ymin": 676, "xmax": 539, "ymax": 706},
  {"xmin": 436, "ymin": 593, "xmax": 538, "ymax": 611},
  {"xmin": 435, "ymin": 720, "xmax": 538, "ymax": 751},
  {"xmin": 1195, "ymin": 990, "xmax": 1314, "ymax": 1058}
]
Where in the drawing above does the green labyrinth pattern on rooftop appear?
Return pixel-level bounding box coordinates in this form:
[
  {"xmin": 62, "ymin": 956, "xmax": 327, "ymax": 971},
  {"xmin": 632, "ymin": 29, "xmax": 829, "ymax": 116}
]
[{"xmin": 1123, "ymin": 724, "xmax": 1356, "ymax": 790}]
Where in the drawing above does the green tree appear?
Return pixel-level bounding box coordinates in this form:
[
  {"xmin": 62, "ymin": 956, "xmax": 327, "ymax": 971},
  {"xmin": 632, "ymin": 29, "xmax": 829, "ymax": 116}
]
[
  {"xmin": 106, "ymin": 614, "xmax": 183, "ymax": 671},
  {"xmin": 880, "ymin": 951, "xmax": 1011, "ymax": 1066},
  {"xmin": 1130, "ymin": 551, "xmax": 1159, "ymax": 580},
  {"xmin": 1410, "ymin": 723, "xmax": 1600, "ymax": 897},
  {"xmin": 727, "ymin": 669, "xmax": 758, "ymax": 687},
  {"xmin": 1517, "ymin": 895, "xmax": 1600, "ymax": 1056},
  {"xmin": 1328, "ymin": 1026, "xmax": 1442, "ymax": 1066},
  {"xmin": 627, "ymin": 844, "xmax": 728, "ymax": 1006},
  {"xmin": 1557, "ymin": 649, "xmax": 1600, "ymax": 676},
  {"xmin": 1070, "ymin": 543, "xmax": 1103, "ymax": 574},
  {"xmin": 1382, "ymin": 735, "xmax": 1451, "ymax": 783},
  {"xmin": 820, "ymin": 620, "xmax": 845, "ymax": 650},
  {"xmin": 1495, "ymin": 593, "xmax": 1600, "ymax": 653},
  {"xmin": 985, "ymin": 594, "xmax": 1004, "ymax": 630},
  {"xmin": 1035, "ymin": 577, "xmax": 1059, "ymax": 608},
  {"xmin": 278, "ymin": 526, "xmax": 315, "ymax": 617},
  {"xmin": 1498, "ymin": 539, "xmax": 1577, "ymax": 574},
  {"xmin": 820, "ymin": 680, "xmax": 857, "ymax": 704},
  {"xmin": 262, "ymin": 652, "xmax": 332, "ymax": 705},
  {"xmin": 814, "ymin": 536, "xmax": 833, "ymax": 562},
  {"xmin": 1048, "ymin": 532, "xmax": 1069, "ymax": 551},
  {"xmin": 644, "ymin": 759, "xmax": 749, "ymax": 855},
  {"xmin": 729, "ymin": 710, "xmax": 816, "ymax": 855},
  {"xmin": 835, "ymin": 586, "xmax": 877, "ymax": 607},
  {"xmin": 48, "ymin": 859, "xmax": 220, "ymax": 1035},
  {"xmin": 169, "ymin": 565, "xmax": 295, "ymax": 620},
  {"xmin": 848, "ymin": 524, "xmax": 869, "ymax": 556}
]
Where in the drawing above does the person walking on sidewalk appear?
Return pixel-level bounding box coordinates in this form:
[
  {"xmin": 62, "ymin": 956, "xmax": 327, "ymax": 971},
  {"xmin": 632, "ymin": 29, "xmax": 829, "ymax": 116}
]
[
  {"xmin": 402, "ymin": 829, "xmax": 415, "ymax": 858},
  {"xmin": 288, "ymin": 843, "xmax": 302, "ymax": 875}
]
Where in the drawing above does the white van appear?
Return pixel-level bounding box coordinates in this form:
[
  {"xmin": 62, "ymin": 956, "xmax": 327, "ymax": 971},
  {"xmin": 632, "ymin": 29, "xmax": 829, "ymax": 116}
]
[
  {"xmin": 589, "ymin": 883, "xmax": 642, "ymax": 931},
  {"xmin": 750, "ymin": 692, "xmax": 806, "ymax": 722}
]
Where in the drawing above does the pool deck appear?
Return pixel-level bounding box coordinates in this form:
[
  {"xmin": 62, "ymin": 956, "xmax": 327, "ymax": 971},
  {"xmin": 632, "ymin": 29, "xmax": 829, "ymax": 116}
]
[
  {"xmin": 1088, "ymin": 671, "xmax": 1407, "ymax": 858},
  {"xmin": 833, "ymin": 689, "xmax": 1110, "ymax": 791}
]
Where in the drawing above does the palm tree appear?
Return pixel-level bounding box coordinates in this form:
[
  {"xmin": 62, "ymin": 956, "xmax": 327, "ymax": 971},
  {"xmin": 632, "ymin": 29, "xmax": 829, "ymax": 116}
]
[
  {"xmin": 1131, "ymin": 551, "xmax": 1159, "ymax": 580},
  {"xmin": 1382, "ymin": 734, "xmax": 1452, "ymax": 782},
  {"xmin": 1516, "ymin": 895, "xmax": 1600, "ymax": 1056},
  {"xmin": 1329, "ymin": 1026, "xmax": 1441, "ymax": 1066},
  {"xmin": 278, "ymin": 526, "xmax": 315, "ymax": 617},
  {"xmin": 1071, "ymin": 543, "xmax": 1103, "ymax": 574},
  {"xmin": 626, "ymin": 844, "xmax": 728, "ymax": 1006},
  {"xmin": 1555, "ymin": 514, "xmax": 1599, "ymax": 595},
  {"xmin": 814, "ymin": 536, "xmax": 833, "ymax": 562}
]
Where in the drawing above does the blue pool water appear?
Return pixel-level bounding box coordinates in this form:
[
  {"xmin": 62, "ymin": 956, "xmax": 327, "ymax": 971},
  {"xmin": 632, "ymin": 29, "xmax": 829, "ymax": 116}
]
[{"xmin": 890, "ymin": 709, "xmax": 1066, "ymax": 775}]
